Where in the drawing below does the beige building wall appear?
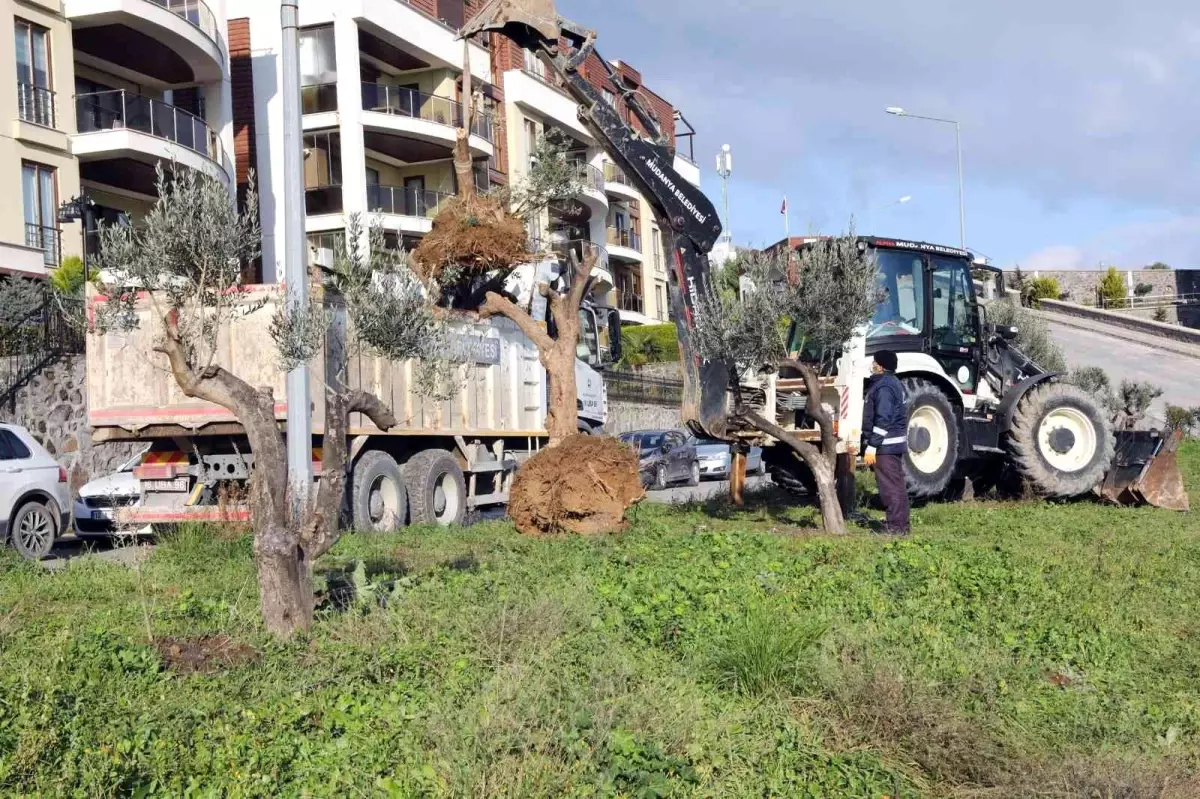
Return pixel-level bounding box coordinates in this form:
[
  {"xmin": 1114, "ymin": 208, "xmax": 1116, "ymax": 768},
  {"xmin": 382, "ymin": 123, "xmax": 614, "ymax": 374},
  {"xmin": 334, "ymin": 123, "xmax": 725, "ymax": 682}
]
[{"xmin": 0, "ymin": 0, "xmax": 81, "ymax": 274}]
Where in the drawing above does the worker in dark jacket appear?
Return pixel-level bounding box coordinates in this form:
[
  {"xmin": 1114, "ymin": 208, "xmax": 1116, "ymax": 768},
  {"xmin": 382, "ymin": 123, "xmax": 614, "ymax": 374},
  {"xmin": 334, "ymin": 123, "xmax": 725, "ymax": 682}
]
[{"xmin": 862, "ymin": 350, "xmax": 910, "ymax": 534}]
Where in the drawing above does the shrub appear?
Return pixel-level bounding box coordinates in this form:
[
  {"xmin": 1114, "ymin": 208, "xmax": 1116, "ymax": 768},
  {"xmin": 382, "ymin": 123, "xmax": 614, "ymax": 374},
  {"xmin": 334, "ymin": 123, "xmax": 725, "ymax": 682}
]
[
  {"xmin": 50, "ymin": 255, "xmax": 98, "ymax": 297},
  {"xmin": 1164, "ymin": 405, "xmax": 1200, "ymax": 436},
  {"xmin": 620, "ymin": 324, "xmax": 679, "ymax": 366},
  {"xmin": 1097, "ymin": 266, "xmax": 1127, "ymax": 309},
  {"xmin": 1134, "ymin": 282, "xmax": 1154, "ymax": 298},
  {"xmin": 987, "ymin": 301, "xmax": 1066, "ymax": 372},
  {"xmin": 1027, "ymin": 276, "xmax": 1061, "ymax": 306},
  {"xmin": 1153, "ymin": 307, "xmax": 1169, "ymax": 323}
]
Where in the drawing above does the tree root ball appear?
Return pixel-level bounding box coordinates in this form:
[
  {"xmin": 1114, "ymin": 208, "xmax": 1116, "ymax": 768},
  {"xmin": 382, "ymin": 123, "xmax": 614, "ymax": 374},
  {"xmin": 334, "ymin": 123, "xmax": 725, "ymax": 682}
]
[
  {"xmin": 412, "ymin": 194, "xmax": 528, "ymax": 282},
  {"xmin": 509, "ymin": 435, "xmax": 645, "ymax": 536}
]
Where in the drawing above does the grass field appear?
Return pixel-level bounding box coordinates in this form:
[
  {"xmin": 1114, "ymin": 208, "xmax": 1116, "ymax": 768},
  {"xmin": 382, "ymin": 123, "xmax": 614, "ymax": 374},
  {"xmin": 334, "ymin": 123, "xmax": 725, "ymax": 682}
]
[{"xmin": 1, "ymin": 444, "xmax": 1198, "ymax": 797}]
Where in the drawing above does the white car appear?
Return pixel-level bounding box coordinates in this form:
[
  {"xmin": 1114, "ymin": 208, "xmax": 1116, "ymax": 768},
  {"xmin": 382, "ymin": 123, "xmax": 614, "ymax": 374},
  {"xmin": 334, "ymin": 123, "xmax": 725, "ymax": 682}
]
[
  {"xmin": 0, "ymin": 423, "xmax": 70, "ymax": 560},
  {"xmin": 73, "ymin": 447, "xmax": 148, "ymax": 539}
]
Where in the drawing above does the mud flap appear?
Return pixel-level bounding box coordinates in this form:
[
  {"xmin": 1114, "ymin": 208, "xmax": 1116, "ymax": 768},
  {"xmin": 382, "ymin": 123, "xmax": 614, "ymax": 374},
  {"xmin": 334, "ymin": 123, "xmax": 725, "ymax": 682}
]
[{"xmin": 1099, "ymin": 430, "xmax": 1189, "ymax": 511}]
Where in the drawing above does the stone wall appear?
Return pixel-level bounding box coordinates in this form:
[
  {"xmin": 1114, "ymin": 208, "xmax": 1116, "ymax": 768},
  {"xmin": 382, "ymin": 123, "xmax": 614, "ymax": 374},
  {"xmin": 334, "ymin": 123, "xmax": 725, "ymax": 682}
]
[
  {"xmin": 1025, "ymin": 269, "xmax": 1200, "ymax": 306},
  {"xmin": 605, "ymin": 401, "xmax": 682, "ymax": 436},
  {"xmin": 0, "ymin": 355, "xmax": 139, "ymax": 494}
]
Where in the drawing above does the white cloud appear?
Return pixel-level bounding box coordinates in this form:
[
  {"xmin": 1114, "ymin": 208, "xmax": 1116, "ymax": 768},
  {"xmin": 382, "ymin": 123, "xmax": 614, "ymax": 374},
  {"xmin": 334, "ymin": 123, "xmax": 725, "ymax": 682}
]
[{"xmin": 1020, "ymin": 216, "xmax": 1200, "ymax": 269}]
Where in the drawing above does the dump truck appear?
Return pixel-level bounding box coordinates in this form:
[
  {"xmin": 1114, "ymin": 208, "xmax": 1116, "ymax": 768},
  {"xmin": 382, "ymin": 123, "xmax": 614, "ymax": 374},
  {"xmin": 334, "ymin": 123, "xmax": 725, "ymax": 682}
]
[{"xmin": 85, "ymin": 261, "xmax": 621, "ymax": 531}]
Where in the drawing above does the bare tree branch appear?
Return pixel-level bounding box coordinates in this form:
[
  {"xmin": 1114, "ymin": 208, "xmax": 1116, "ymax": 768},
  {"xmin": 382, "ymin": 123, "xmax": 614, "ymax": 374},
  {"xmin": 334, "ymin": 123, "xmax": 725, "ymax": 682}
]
[{"xmin": 480, "ymin": 291, "xmax": 555, "ymax": 352}]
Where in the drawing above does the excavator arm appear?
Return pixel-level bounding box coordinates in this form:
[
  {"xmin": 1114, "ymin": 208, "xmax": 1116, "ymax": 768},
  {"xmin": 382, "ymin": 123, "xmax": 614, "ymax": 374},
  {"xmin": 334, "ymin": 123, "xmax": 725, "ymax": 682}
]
[{"xmin": 462, "ymin": 0, "xmax": 730, "ymax": 438}]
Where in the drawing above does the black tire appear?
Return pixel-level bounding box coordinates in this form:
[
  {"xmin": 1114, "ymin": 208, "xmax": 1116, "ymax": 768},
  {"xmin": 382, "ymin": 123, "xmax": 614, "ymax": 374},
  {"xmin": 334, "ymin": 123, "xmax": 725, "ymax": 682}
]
[
  {"xmin": 901, "ymin": 378, "xmax": 960, "ymax": 498},
  {"xmin": 1008, "ymin": 381, "xmax": 1115, "ymax": 498},
  {"xmin": 10, "ymin": 500, "xmax": 58, "ymax": 560},
  {"xmin": 351, "ymin": 450, "xmax": 407, "ymax": 533},
  {"xmin": 404, "ymin": 450, "xmax": 467, "ymax": 526},
  {"xmin": 653, "ymin": 463, "xmax": 668, "ymax": 491},
  {"xmin": 687, "ymin": 460, "xmax": 700, "ymax": 487},
  {"xmin": 768, "ymin": 451, "xmax": 818, "ymax": 498}
]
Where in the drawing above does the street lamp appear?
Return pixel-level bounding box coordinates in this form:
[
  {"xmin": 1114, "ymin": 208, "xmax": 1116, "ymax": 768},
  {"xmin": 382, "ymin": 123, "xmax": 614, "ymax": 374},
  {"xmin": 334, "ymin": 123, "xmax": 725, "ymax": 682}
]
[
  {"xmin": 863, "ymin": 195, "xmax": 912, "ymax": 233},
  {"xmin": 715, "ymin": 144, "xmax": 733, "ymax": 244},
  {"xmin": 886, "ymin": 106, "xmax": 965, "ymax": 249}
]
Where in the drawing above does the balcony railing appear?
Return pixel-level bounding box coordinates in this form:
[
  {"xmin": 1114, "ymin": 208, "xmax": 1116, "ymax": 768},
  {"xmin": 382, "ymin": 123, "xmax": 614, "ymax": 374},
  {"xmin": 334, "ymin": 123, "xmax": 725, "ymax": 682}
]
[
  {"xmin": 607, "ymin": 226, "xmax": 642, "ymax": 252},
  {"xmin": 361, "ymin": 84, "xmax": 494, "ymax": 143},
  {"xmin": 604, "ymin": 161, "xmax": 633, "ymax": 188},
  {"xmin": 144, "ymin": 0, "xmax": 219, "ymax": 45},
  {"xmin": 571, "ymin": 162, "xmax": 605, "ymax": 193},
  {"xmin": 76, "ymin": 90, "xmax": 225, "ymax": 166},
  {"xmin": 366, "ymin": 185, "xmax": 452, "ymax": 218},
  {"xmin": 301, "ymin": 83, "xmax": 338, "ymax": 114},
  {"xmin": 25, "ymin": 224, "xmax": 61, "ymax": 267},
  {"xmin": 17, "ymin": 83, "xmax": 55, "ymax": 128},
  {"xmin": 305, "ymin": 185, "xmax": 344, "ymax": 216},
  {"xmin": 616, "ymin": 282, "xmax": 644, "ymax": 314}
]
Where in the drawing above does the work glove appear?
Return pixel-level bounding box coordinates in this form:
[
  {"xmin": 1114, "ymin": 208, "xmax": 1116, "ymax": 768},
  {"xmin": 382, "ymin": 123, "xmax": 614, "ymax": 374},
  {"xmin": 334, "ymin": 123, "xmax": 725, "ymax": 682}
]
[{"xmin": 864, "ymin": 447, "xmax": 877, "ymax": 467}]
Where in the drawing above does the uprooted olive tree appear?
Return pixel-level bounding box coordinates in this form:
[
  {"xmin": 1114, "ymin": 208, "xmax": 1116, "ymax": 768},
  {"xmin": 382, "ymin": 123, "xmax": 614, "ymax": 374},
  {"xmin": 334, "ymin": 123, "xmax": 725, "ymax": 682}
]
[
  {"xmin": 692, "ymin": 234, "xmax": 881, "ymax": 533},
  {"xmin": 92, "ymin": 164, "xmax": 452, "ymax": 637}
]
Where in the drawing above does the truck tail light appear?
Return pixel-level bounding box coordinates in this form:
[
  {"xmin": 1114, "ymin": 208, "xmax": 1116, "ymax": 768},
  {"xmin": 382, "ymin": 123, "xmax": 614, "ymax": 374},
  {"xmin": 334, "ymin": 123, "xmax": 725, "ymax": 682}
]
[{"xmin": 58, "ymin": 466, "xmax": 68, "ymax": 483}]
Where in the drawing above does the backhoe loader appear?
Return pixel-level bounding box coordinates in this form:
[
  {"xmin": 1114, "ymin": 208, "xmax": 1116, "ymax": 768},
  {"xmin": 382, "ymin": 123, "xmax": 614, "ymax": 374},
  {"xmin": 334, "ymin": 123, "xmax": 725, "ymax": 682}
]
[{"xmin": 461, "ymin": 0, "xmax": 1188, "ymax": 511}]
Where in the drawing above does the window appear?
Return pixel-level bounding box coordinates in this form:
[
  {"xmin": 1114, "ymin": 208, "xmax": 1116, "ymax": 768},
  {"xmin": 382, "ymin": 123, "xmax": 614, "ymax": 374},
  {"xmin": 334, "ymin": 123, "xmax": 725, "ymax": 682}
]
[
  {"xmin": 299, "ymin": 26, "xmax": 336, "ymax": 86},
  {"xmin": 15, "ymin": 19, "xmax": 53, "ymax": 127},
  {"xmin": 22, "ymin": 162, "xmax": 58, "ymax": 266},
  {"xmin": 523, "ymin": 119, "xmax": 538, "ymax": 161},
  {"xmin": 0, "ymin": 429, "xmax": 32, "ymax": 460},
  {"xmin": 576, "ymin": 308, "xmax": 600, "ymax": 366},
  {"xmin": 603, "ymin": 89, "xmax": 616, "ymax": 107},
  {"xmin": 302, "ymin": 132, "xmax": 341, "ymax": 187},
  {"xmin": 930, "ymin": 256, "xmax": 978, "ymax": 349},
  {"xmin": 868, "ymin": 249, "xmax": 924, "ymax": 339},
  {"xmin": 651, "ymin": 227, "xmax": 663, "ymax": 271},
  {"xmin": 656, "ymin": 284, "xmax": 665, "ymax": 319}
]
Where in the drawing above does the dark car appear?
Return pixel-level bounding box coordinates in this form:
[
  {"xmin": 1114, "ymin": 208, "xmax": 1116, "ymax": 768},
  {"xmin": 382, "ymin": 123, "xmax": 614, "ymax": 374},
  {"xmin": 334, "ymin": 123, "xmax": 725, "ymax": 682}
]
[{"xmin": 619, "ymin": 430, "xmax": 699, "ymax": 490}]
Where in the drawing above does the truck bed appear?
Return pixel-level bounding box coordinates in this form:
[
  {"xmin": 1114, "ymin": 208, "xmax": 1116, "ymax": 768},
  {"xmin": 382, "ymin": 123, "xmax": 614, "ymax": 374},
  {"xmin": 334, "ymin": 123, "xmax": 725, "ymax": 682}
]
[{"xmin": 86, "ymin": 286, "xmax": 549, "ymax": 440}]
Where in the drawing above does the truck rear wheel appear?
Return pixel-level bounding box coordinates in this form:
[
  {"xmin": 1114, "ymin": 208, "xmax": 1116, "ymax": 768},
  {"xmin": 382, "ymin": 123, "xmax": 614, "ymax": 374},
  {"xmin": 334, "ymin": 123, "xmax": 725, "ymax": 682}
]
[
  {"xmin": 404, "ymin": 450, "xmax": 467, "ymax": 527},
  {"xmin": 901, "ymin": 379, "xmax": 960, "ymax": 498},
  {"xmin": 351, "ymin": 451, "xmax": 408, "ymax": 533},
  {"xmin": 766, "ymin": 449, "xmax": 818, "ymax": 498},
  {"xmin": 1008, "ymin": 382, "xmax": 1114, "ymax": 497}
]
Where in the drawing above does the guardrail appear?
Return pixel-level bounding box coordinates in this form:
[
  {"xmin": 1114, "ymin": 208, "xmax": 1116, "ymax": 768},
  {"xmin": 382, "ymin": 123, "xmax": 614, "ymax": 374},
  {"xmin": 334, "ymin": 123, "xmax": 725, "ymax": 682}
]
[
  {"xmin": 366, "ymin": 185, "xmax": 452, "ymax": 218},
  {"xmin": 24, "ymin": 224, "xmax": 60, "ymax": 267},
  {"xmin": 76, "ymin": 90, "xmax": 225, "ymax": 166},
  {"xmin": 1038, "ymin": 298, "xmax": 1200, "ymax": 348},
  {"xmin": 145, "ymin": 0, "xmax": 219, "ymax": 45},
  {"xmin": 17, "ymin": 82, "xmax": 55, "ymax": 127},
  {"xmin": 301, "ymin": 83, "xmax": 337, "ymax": 114},
  {"xmin": 607, "ymin": 226, "xmax": 642, "ymax": 252},
  {"xmin": 604, "ymin": 370, "xmax": 683, "ymax": 407},
  {"xmin": 1100, "ymin": 292, "xmax": 1200, "ymax": 310},
  {"xmin": 361, "ymin": 83, "xmax": 494, "ymax": 143},
  {"xmin": 574, "ymin": 162, "xmax": 605, "ymax": 193},
  {"xmin": 1, "ymin": 291, "xmax": 84, "ymax": 412}
]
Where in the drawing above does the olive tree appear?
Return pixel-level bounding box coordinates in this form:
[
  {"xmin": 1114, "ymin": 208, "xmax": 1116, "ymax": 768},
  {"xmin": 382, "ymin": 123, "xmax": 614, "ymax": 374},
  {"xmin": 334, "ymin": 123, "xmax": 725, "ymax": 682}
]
[
  {"xmin": 92, "ymin": 164, "xmax": 451, "ymax": 637},
  {"xmin": 692, "ymin": 233, "xmax": 881, "ymax": 533}
]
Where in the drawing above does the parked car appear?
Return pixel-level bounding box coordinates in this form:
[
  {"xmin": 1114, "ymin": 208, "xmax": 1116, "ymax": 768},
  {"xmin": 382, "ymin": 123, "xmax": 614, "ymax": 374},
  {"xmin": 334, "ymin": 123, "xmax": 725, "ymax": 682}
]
[
  {"xmin": 689, "ymin": 437, "xmax": 766, "ymax": 480},
  {"xmin": 619, "ymin": 430, "xmax": 699, "ymax": 489},
  {"xmin": 0, "ymin": 423, "xmax": 70, "ymax": 560},
  {"xmin": 73, "ymin": 446, "xmax": 149, "ymax": 539}
]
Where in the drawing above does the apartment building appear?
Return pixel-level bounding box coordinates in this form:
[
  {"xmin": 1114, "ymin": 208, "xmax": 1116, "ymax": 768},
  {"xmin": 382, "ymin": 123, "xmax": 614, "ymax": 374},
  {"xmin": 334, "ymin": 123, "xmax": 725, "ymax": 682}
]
[
  {"xmin": 493, "ymin": 39, "xmax": 702, "ymax": 325},
  {"xmin": 0, "ymin": 0, "xmax": 234, "ymax": 278},
  {"xmin": 238, "ymin": 0, "xmax": 495, "ymax": 281}
]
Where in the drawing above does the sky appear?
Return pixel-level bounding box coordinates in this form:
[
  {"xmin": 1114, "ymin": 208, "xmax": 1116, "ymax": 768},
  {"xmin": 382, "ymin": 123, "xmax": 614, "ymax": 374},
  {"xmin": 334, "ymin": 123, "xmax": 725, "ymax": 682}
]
[{"xmin": 558, "ymin": 0, "xmax": 1200, "ymax": 269}]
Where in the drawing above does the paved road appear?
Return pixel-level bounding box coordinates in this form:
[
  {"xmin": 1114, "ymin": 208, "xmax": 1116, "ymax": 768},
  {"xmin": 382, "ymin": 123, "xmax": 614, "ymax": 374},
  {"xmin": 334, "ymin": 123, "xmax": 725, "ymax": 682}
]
[
  {"xmin": 1047, "ymin": 320, "xmax": 1200, "ymax": 426},
  {"xmin": 646, "ymin": 475, "xmax": 773, "ymax": 504}
]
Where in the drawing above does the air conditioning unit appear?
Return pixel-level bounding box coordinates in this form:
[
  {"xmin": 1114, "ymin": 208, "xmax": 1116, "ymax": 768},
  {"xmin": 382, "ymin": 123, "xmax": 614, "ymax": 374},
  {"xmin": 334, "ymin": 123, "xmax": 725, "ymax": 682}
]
[{"xmin": 309, "ymin": 245, "xmax": 335, "ymax": 269}]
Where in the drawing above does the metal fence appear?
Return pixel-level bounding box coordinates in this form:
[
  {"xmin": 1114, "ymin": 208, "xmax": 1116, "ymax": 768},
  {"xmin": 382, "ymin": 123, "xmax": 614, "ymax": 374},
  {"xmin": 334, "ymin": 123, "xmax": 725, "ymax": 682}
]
[
  {"xmin": 17, "ymin": 82, "xmax": 55, "ymax": 127},
  {"xmin": 0, "ymin": 291, "xmax": 84, "ymax": 412},
  {"xmin": 604, "ymin": 370, "xmax": 683, "ymax": 407}
]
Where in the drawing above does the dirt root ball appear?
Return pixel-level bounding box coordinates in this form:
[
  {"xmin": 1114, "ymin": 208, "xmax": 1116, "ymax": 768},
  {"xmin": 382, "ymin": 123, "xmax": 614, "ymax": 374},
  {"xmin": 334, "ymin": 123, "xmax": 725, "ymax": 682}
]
[{"xmin": 509, "ymin": 435, "xmax": 645, "ymax": 536}]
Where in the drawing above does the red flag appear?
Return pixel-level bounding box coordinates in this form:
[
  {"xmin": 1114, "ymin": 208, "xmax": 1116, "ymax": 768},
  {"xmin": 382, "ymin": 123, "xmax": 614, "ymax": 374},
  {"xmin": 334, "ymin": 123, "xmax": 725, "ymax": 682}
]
[{"xmin": 780, "ymin": 196, "xmax": 788, "ymax": 215}]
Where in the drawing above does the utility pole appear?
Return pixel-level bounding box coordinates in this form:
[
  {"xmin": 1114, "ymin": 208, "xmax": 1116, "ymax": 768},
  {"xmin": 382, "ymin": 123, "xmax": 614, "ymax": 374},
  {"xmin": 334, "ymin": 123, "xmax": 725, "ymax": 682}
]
[
  {"xmin": 281, "ymin": 0, "xmax": 312, "ymax": 517},
  {"xmin": 886, "ymin": 107, "xmax": 966, "ymax": 249},
  {"xmin": 715, "ymin": 144, "xmax": 733, "ymax": 244}
]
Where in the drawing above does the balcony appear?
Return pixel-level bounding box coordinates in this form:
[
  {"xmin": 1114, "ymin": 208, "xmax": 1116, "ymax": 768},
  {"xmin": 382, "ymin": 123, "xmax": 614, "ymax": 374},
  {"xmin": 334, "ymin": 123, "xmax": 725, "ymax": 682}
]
[
  {"xmin": 17, "ymin": 83, "xmax": 55, "ymax": 128},
  {"xmin": 606, "ymin": 226, "xmax": 643, "ymax": 263},
  {"xmin": 603, "ymin": 161, "xmax": 641, "ymax": 202},
  {"xmin": 65, "ymin": 0, "xmax": 225, "ymax": 84},
  {"xmin": 305, "ymin": 185, "xmax": 344, "ymax": 217},
  {"xmin": 25, "ymin": 224, "xmax": 61, "ymax": 267},
  {"xmin": 301, "ymin": 83, "xmax": 338, "ymax": 115},
  {"xmin": 74, "ymin": 90, "xmax": 231, "ymax": 183},
  {"xmin": 359, "ymin": 84, "xmax": 494, "ymax": 160},
  {"xmin": 367, "ymin": 184, "xmax": 452, "ymax": 234},
  {"xmin": 568, "ymin": 161, "xmax": 608, "ymax": 216}
]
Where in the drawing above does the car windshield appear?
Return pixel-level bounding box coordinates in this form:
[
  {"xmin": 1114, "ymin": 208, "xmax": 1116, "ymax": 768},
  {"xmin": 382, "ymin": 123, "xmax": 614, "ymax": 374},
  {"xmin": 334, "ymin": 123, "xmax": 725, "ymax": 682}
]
[
  {"xmin": 869, "ymin": 248, "xmax": 925, "ymax": 339},
  {"xmin": 692, "ymin": 438, "xmax": 726, "ymax": 447},
  {"xmin": 622, "ymin": 432, "xmax": 665, "ymax": 451}
]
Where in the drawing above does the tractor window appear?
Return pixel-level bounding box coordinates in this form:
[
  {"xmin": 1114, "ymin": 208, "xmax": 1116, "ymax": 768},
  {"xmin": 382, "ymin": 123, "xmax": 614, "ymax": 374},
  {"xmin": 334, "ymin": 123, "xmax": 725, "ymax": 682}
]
[
  {"xmin": 930, "ymin": 256, "xmax": 977, "ymax": 348},
  {"xmin": 576, "ymin": 308, "xmax": 601, "ymax": 367},
  {"xmin": 868, "ymin": 250, "xmax": 924, "ymax": 339}
]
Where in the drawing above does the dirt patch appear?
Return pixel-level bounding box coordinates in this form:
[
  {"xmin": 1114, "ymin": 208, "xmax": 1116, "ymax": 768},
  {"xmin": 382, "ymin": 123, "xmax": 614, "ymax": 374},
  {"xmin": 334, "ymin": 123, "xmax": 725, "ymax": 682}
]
[
  {"xmin": 155, "ymin": 635, "xmax": 258, "ymax": 675},
  {"xmin": 412, "ymin": 194, "xmax": 528, "ymax": 285},
  {"xmin": 509, "ymin": 435, "xmax": 645, "ymax": 536}
]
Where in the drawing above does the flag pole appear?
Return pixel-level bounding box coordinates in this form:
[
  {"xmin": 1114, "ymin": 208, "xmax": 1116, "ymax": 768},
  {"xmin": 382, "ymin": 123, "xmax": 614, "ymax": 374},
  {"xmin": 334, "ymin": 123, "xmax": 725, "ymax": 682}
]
[{"xmin": 782, "ymin": 195, "xmax": 796, "ymax": 281}]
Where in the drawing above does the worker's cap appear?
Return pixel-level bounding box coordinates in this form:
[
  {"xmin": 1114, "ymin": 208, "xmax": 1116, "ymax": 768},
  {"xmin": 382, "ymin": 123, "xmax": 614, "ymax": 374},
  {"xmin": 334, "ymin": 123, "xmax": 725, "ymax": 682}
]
[{"xmin": 873, "ymin": 350, "xmax": 898, "ymax": 372}]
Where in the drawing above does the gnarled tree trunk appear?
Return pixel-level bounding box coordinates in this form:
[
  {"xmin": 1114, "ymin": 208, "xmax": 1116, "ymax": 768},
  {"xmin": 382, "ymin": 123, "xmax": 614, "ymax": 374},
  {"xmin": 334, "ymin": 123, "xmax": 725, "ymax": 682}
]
[
  {"xmin": 741, "ymin": 409, "xmax": 845, "ymax": 534},
  {"xmin": 453, "ymin": 39, "xmax": 476, "ymax": 199}
]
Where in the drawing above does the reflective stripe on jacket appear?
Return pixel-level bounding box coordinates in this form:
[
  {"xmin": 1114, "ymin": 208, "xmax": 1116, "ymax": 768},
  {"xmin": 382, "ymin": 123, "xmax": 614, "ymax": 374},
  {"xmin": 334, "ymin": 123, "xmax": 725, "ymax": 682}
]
[{"xmin": 863, "ymin": 373, "xmax": 908, "ymax": 455}]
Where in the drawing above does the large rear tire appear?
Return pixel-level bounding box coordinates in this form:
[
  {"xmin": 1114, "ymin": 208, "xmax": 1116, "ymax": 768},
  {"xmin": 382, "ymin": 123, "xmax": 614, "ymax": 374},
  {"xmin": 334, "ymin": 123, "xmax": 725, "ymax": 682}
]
[
  {"xmin": 1008, "ymin": 382, "xmax": 1114, "ymax": 498},
  {"xmin": 766, "ymin": 449, "xmax": 818, "ymax": 498},
  {"xmin": 351, "ymin": 450, "xmax": 407, "ymax": 533},
  {"xmin": 901, "ymin": 378, "xmax": 960, "ymax": 498},
  {"xmin": 404, "ymin": 450, "xmax": 467, "ymax": 527}
]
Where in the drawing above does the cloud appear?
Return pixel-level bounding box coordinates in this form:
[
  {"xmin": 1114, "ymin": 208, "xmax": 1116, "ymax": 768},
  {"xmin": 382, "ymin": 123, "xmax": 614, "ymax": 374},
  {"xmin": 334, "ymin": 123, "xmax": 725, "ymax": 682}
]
[
  {"xmin": 1021, "ymin": 216, "xmax": 1200, "ymax": 269},
  {"xmin": 560, "ymin": 0, "xmax": 1200, "ymax": 223}
]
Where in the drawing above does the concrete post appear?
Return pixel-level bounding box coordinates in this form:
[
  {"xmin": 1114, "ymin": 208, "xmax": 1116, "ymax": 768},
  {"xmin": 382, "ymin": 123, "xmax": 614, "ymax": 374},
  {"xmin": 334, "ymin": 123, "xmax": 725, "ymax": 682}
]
[{"xmin": 334, "ymin": 14, "xmax": 368, "ymax": 252}]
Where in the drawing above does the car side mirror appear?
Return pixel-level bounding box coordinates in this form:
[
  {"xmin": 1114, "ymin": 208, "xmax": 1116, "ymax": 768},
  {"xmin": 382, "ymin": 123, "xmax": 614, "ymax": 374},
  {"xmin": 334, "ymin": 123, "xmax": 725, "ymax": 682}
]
[{"xmin": 661, "ymin": 442, "xmax": 671, "ymax": 454}]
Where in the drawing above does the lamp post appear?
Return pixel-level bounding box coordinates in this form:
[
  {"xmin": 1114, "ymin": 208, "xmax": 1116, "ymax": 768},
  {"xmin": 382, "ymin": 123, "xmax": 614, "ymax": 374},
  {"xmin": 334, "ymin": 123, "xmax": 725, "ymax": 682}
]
[
  {"xmin": 864, "ymin": 195, "xmax": 911, "ymax": 234},
  {"xmin": 886, "ymin": 107, "xmax": 965, "ymax": 249},
  {"xmin": 715, "ymin": 144, "xmax": 732, "ymax": 244}
]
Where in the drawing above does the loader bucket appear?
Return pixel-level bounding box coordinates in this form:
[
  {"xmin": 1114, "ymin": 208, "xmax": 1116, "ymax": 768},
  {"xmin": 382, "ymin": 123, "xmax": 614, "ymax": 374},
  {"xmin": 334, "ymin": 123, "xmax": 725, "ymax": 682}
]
[
  {"xmin": 459, "ymin": 0, "xmax": 561, "ymax": 49},
  {"xmin": 1099, "ymin": 429, "xmax": 1189, "ymax": 511}
]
